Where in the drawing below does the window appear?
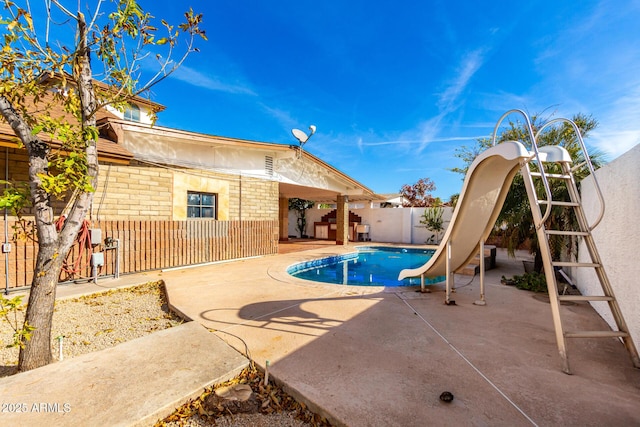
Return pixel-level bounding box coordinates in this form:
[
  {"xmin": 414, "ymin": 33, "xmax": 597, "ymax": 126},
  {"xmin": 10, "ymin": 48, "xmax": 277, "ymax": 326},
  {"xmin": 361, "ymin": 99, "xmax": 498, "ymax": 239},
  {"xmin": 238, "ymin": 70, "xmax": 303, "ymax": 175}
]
[
  {"xmin": 124, "ymin": 104, "xmax": 141, "ymax": 122},
  {"xmin": 187, "ymin": 191, "xmax": 217, "ymax": 219}
]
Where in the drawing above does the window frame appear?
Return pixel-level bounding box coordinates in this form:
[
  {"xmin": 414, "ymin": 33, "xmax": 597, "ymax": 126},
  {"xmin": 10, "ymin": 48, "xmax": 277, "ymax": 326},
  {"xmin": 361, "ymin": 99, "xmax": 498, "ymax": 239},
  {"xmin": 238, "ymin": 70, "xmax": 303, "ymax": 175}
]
[
  {"xmin": 187, "ymin": 191, "xmax": 218, "ymax": 219},
  {"xmin": 124, "ymin": 103, "xmax": 141, "ymax": 122}
]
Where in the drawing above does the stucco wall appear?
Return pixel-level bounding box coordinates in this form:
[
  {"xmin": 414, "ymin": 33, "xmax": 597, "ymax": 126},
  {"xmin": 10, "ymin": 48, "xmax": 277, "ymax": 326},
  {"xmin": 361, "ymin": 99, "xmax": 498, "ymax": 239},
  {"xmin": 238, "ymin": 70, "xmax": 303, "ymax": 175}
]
[
  {"xmin": 289, "ymin": 205, "xmax": 453, "ymax": 244},
  {"xmin": 577, "ymin": 143, "xmax": 639, "ymax": 349}
]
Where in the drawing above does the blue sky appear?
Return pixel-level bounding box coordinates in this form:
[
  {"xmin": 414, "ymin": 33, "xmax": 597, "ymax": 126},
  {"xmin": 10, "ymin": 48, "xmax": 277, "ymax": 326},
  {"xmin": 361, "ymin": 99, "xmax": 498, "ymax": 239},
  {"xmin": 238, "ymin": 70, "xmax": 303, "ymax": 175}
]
[{"xmin": 35, "ymin": 1, "xmax": 640, "ymax": 199}]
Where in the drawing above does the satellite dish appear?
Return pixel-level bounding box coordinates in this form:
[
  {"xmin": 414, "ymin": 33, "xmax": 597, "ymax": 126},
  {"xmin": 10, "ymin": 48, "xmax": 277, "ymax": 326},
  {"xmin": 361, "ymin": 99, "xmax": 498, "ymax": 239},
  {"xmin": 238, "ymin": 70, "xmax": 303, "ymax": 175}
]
[{"xmin": 292, "ymin": 128, "xmax": 309, "ymax": 144}]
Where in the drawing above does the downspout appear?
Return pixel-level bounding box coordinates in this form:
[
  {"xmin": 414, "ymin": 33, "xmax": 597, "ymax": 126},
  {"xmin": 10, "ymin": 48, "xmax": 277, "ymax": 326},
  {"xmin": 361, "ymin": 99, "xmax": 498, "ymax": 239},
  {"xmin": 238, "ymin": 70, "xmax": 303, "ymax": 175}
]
[{"xmin": 4, "ymin": 147, "xmax": 9, "ymax": 295}]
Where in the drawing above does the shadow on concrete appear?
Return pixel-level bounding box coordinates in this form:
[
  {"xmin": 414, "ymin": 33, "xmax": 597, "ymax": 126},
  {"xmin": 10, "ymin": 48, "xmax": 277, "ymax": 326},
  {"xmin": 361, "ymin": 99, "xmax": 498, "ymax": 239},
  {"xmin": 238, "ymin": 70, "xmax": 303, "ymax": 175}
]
[{"xmin": 206, "ymin": 283, "xmax": 640, "ymax": 426}]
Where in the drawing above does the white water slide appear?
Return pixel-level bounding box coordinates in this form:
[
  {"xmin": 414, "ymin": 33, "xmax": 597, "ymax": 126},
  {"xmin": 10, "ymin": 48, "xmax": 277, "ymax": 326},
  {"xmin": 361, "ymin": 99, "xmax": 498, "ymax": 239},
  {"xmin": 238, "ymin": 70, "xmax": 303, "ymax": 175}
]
[{"xmin": 398, "ymin": 141, "xmax": 533, "ymax": 304}]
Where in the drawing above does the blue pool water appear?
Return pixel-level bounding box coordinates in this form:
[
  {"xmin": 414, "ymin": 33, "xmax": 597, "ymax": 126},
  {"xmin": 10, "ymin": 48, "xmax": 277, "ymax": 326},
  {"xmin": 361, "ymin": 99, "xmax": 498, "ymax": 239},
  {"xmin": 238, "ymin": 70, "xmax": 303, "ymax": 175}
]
[{"xmin": 287, "ymin": 246, "xmax": 445, "ymax": 287}]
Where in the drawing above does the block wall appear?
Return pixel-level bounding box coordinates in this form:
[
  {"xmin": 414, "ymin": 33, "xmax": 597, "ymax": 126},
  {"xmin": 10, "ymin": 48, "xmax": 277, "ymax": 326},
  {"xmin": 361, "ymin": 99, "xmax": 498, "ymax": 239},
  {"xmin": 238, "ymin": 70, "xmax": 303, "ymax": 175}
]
[
  {"xmin": 93, "ymin": 162, "xmax": 173, "ymax": 219},
  {"xmin": 0, "ymin": 149, "xmax": 279, "ymax": 221}
]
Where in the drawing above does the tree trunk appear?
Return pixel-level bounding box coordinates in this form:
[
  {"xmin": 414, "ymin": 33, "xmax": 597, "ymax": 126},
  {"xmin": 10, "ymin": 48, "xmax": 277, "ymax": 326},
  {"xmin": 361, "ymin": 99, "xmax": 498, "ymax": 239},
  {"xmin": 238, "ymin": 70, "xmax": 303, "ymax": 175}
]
[
  {"xmin": 16, "ymin": 11, "xmax": 99, "ymax": 372},
  {"xmin": 534, "ymin": 250, "xmax": 544, "ymax": 273},
  {"xmin": 18, "ymin": 253, "xmax": 65, "ymax": 371}
]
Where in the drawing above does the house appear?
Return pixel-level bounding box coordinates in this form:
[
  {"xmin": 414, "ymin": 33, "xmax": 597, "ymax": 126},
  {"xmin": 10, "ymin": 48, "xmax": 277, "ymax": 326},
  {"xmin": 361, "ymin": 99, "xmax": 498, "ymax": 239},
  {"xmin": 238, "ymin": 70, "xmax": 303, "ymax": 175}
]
[{"xmin": 0, "ymin": 92, "xmax": 377, "ymax": 291}]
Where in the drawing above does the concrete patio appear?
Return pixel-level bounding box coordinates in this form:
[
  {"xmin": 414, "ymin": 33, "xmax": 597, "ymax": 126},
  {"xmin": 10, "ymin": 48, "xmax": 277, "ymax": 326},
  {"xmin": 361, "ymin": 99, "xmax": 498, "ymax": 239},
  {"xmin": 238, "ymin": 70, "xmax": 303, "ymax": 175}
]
[
  {"xmin": 1, "ymin": 242, "xmax": 639, "ymax": 426},
  {"xmin": 163, "ymin": 242, "xmax": 640, "ymax": 426}
]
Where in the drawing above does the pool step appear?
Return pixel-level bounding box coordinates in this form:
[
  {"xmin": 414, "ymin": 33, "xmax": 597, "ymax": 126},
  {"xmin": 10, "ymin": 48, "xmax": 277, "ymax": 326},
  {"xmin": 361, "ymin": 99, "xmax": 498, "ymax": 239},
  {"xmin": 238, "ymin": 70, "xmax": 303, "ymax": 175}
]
[{"xmin": 456, "ymin": 245, "xmax": 496, "ymax": 276}]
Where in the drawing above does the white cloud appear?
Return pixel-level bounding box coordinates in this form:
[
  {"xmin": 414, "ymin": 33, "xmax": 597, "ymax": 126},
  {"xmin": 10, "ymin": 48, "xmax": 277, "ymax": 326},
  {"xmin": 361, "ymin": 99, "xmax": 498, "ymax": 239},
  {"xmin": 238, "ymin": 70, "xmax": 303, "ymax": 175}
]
[
  {"xmin": 437, "ymin": 49, "xmax": 486, "ymax": 112},
  {"xmin": 394, "ymin": 48, "xmax": 489, "ymax": 154},
  {"xmin": 357, "ymin": 135, "xmax": 483, "ymax": 147},
  {"xmin": 589, "ymin": 89, "xmax": 640, "ymax": 159},
  {"xmin": 259, "ymin": 104, "xmax": 296, "ymax": 128},
  {"xmin": 590, "ymin": 130, "xmax": 640, "ymax": 159},
  {"xmin": 169, "ymin": 64, "xmax": 256, "ymax": 95}
]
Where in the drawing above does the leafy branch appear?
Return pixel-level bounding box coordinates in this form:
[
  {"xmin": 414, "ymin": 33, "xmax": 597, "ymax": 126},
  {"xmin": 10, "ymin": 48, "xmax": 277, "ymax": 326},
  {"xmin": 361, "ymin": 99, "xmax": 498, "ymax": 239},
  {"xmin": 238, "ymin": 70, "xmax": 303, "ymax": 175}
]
[{"xmin": 0, "ymin": 294, "xmax": 36, "ymax": 348}]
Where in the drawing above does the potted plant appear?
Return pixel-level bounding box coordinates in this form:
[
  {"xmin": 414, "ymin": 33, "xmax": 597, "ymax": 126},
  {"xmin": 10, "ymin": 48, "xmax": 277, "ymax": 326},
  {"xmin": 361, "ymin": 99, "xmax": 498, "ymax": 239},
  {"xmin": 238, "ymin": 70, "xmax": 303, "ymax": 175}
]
[{"xmin": 420, "ymin": 200, "xmax": 445, "ymax": 244}]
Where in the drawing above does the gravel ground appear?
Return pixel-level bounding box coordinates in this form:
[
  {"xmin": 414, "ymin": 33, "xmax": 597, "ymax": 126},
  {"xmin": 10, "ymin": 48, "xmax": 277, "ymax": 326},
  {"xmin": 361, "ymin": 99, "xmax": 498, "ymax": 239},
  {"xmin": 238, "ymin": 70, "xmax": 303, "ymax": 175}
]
[
  {"xmin": 0, "ymin": 281, "xmax": 182, "ymax": 377},
  {"xmin": 161, "ymin": 412, "xmax": 311, "ymax": 427},
  {"xmin": 156, "ymin": 366, "xmax": 329, "ymax": 427},
  {"xmin": 1, "ymin": 282, "xmax": 329, "ymax": 426}
]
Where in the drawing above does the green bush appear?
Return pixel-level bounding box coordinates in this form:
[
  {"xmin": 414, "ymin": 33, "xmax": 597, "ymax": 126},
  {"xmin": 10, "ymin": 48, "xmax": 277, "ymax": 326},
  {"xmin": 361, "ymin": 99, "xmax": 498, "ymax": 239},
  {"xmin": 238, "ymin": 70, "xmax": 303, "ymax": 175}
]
[
  {"xmin": 511, "ymin": 272, "xmax": 548, "ymax": 293},
  {"xmin": 1, "ymin": 294, "xmax": 35, "ymax": 348}
]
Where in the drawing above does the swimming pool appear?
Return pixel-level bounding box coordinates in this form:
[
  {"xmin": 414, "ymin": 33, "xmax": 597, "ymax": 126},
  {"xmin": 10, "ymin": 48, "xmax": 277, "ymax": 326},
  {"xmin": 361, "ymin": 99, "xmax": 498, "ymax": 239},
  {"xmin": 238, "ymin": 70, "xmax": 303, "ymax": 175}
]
[{"xmin": 287, "ymin": 246, "xmax": 445, "ymax": 287}]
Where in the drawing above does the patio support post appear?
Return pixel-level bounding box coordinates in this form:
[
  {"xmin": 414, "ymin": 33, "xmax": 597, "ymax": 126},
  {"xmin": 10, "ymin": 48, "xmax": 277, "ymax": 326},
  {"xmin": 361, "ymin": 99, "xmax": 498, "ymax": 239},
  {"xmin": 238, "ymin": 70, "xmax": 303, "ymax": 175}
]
[
  {"xmin": 278, "ymin": 197, "xmax": 289, "ymax": 242},
  {"xmin": 336, "ymin": 195, "xmax": 349, "ymax": 245}
]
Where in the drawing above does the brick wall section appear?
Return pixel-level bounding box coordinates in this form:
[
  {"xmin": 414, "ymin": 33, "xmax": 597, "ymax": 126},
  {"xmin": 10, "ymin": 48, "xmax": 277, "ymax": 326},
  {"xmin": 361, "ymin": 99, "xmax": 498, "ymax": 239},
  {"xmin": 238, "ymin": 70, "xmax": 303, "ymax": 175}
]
[
  {"xmin": 93, "ymin": 161, "xmax": 173, "ymax": 219},
  {"xmin": 0, "ymin": 150, "xmax": 279, "ymax": 221},
  {"xmin": 236, "ymin": 176, "xmax": 279, "ymax": 221}
]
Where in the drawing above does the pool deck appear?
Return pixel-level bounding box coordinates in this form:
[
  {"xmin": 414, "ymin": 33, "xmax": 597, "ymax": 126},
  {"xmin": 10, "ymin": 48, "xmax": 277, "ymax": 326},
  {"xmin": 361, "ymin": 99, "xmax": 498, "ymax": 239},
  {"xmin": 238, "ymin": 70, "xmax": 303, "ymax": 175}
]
[
  {"xmin": 166, "ymin": 243, "xmax": 640, "ymax": 426},
  {"xmin": 2, "ymin": 241, "xmax": 640, "ymax": 426}
]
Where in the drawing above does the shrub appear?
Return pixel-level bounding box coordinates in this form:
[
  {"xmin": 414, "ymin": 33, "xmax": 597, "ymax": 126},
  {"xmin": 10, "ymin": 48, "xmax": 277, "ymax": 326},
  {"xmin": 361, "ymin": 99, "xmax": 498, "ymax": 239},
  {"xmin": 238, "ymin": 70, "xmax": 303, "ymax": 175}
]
[{"xmin": 511, "ymin": 272, "xmax": 548, "ymax": 293}]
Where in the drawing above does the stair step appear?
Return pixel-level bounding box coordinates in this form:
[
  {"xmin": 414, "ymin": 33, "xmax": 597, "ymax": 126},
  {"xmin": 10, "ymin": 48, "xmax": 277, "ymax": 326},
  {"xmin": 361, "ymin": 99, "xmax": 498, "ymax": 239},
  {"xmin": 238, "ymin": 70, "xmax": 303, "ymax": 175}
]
[
  {"xmin": 456, "ymin": 246, "xmax": 497, "ymax": 276},
  {"xmin": 468, "ymin": 255, "xmax": 493, "ymax": 266},
  {"xmin": 483, "ymin": 245, "xmax": 497, "ymax": 256},
  {"xmin": 558, "ymin": 295, "xmax": 614, "ymax": 302},
  {"xmin": 553, "ymin": 261, "xmax": 601, "ymax": 268},
  {"xmin": 456, "ymin": 264, "xmax": 479, "ymax": 276},
  {"xmin": 564, "ymin": 330, "xmax": 629, "ymax": 339}
]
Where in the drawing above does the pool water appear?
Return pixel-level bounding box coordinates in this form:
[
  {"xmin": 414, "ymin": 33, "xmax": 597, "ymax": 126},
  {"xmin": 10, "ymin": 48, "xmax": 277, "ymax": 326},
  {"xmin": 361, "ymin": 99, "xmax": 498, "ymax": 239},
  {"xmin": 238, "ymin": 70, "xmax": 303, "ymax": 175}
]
[{"xmin": 287, "ymin": 246, "xmax": 445, "ymax": 287}]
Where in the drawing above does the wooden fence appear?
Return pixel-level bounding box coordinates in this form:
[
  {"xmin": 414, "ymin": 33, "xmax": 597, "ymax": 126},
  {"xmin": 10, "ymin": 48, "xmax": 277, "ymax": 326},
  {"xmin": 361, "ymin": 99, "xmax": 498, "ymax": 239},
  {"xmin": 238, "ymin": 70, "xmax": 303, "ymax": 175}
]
[{"xmin": 0, "ymin": 219, "xmax": 279, "ymax": 291}]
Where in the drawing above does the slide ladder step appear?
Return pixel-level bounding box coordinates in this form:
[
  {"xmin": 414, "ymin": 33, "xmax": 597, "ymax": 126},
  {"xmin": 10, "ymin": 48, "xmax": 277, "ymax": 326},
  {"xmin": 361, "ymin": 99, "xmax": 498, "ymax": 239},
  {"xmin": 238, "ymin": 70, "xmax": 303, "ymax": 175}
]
[
  {"xmin": 553, "ymin": 261, "xmax": 600, "ymax": 268},
  {"xmin": 557, "ymin": 295, "xmax": 614, "ymax": 302},
  {"xmin": 538, "ymin": 200, "xmax": 580, "ymax": 207},
  {"xmin": 564, "ymin": 330, "xmax": 629, "ymax": 339},
  {"xmin": 545, "ymin": 230, "xmax": 589, "ymax": 236},
  {"xmin": 530, "ymin": 171, "xmax": 572, "ymax": 180}
]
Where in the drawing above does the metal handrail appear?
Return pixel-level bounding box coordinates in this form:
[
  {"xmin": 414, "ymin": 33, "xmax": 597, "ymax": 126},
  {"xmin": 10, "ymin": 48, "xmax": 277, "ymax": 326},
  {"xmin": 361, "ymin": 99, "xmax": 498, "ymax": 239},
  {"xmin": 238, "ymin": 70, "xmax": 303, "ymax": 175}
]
[
  {"xmin": 491, "ymin": 109, "xmax": 554, "ymax": 225},
  {"xmin": 534, "ymin": 118, "xmax": 605, "ymax": 230}
]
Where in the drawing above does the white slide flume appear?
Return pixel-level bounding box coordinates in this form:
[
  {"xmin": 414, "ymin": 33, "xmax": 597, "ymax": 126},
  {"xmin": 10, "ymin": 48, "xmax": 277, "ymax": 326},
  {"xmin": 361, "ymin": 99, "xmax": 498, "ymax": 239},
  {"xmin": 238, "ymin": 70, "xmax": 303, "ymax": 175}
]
[{"xmin": 398, "ymin": 141, "xmax": 533, "ymax": 303}]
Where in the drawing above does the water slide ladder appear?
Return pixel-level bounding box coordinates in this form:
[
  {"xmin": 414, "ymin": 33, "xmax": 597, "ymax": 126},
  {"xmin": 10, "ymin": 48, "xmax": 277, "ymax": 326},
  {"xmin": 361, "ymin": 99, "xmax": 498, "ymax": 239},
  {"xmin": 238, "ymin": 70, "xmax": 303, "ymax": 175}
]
[{"xmin": 496, "ymin": 110, "xmax": 640, "ymax": 374}]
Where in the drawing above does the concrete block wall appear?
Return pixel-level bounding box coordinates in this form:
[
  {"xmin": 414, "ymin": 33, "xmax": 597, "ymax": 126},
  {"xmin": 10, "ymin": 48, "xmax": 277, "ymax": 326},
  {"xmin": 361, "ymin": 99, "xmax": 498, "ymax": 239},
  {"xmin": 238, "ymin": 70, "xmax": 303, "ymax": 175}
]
[
  {"xmin": 140, "ymin": 166, "xmax": 278, "ymax": 221},
  {"xmin": 93, "ymin": 162, "xmax": 173, "ymax": 219},
  {"xmin": 290, "ymin": 205, "xmax": 453, "ymax": 244},
  {"xmin": 0, "ymin": 148, "xmax": 279, "ymax": 222},
  {"xmin": 235, "ymin": 176, "xmax": 279, "ymax": 221},
  {"xmin": 577, "ymin": 143, "xmax": 639, "ymax": 348}
]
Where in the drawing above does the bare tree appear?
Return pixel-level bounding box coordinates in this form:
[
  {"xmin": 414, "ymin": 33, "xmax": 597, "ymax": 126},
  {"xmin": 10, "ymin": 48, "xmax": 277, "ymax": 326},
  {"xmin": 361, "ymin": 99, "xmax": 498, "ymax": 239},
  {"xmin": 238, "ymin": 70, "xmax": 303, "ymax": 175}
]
[{"xmin": 0, "ymin": 0, "xmax": 205, "ymax": 371}]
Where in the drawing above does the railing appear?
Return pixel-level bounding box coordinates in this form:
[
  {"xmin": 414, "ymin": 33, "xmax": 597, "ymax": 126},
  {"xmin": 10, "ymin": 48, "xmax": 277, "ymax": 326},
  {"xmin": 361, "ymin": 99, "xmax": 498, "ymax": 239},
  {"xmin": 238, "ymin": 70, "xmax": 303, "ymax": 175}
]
[{"xmin": 1, "ymin": 219, "xmax": 279, "ymax": 291}]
